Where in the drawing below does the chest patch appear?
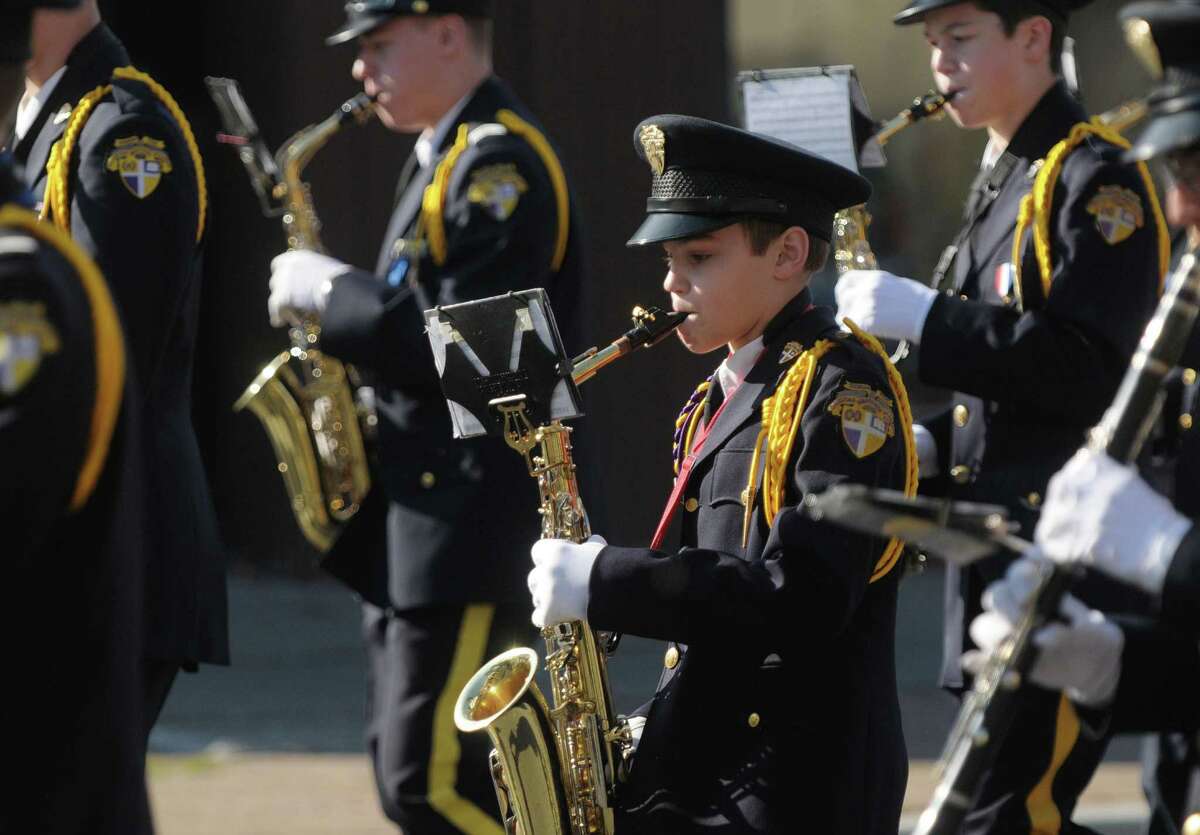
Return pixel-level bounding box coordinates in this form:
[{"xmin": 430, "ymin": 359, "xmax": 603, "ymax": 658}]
[
  {"xmin": 0, "ymin": 301, "xmax": 61, "ymax": 397},
  {"xmin": 1086, "ymin": 185, "xmax": 1144, "ymax": 246},
  {"xmin": 827, "ymin": 381, "xmax": 895, "ymax": 459},
  {"xmin": 467, "ymin": 163, "xmax": 528, "ymax": 222},
  {"xmin": 106, "ymin": 135, "xmax": 173, "ymax": 199}
]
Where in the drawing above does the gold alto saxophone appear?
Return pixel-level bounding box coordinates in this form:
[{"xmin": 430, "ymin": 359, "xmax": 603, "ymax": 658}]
[
  {"xmin": 454, "ymin": 306, "xmax": 687, "ymax": 835},
  {"xmin": 834, "ymin": 91, "xmax": 953, "ymax": 362},
  {"xmin": 206, "ymin": 77, "xmax": 375, "ymax": 552}
]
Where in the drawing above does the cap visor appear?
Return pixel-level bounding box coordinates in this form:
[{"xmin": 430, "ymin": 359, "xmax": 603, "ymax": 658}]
[
  {"xmin": 893, "ymin": 0, "xmax": 958, "ymax": 25},
  {"xmin": 626, "ymin": 213, "xmax": 739, "ymax": 247},
  {"xmin": 1124, "ymin": 109, "xmax": 1200, "ymax": 163},
  {"xmin": 325, "ymin": 16, "xmax": 388, "ymax": 46}
]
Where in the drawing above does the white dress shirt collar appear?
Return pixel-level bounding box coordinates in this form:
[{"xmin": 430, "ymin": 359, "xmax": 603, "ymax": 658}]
[
  {"xmin": 414, "ymin": 85, "xmax": 480, "ymax": 169},
  {"xmin": 15, "ymin": 66, "xmax": 68, "ymax": 143},
  {"xmin": 716, "ymin": 336, "xmax": 763, "ymax": 398}
]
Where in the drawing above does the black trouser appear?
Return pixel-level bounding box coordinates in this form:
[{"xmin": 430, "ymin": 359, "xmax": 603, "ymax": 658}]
[
  {"xmin": 1142, "ymin": 733, "xmax": 1200, "ymax": 835},
  {"xmin": 363, "ymin": 601, "xmax": 537, "ymax": 834},
  {"xmin": 962, "ymin": 688, "xmax": 1107, "ymax": 834},
  {"xmin": 142, "ymin": 659, "xmax": 179, "ymax": 741}
]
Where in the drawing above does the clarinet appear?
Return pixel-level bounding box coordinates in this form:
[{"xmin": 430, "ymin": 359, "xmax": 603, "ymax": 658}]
[{"xmin": 914, "ymin": 248, "xmax": 1200, "ymax": 835}]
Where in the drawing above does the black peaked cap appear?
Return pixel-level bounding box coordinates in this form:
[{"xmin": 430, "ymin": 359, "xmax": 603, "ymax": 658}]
[
  {"xmin": 1121, "ymin": 0, "xmax": 1200, "ymax": 161},
  {"xmin": 894, "ymin": 0, "xmax": 1094, "ymax": 25},
  {"xmin": 627, "ymin": 115, "xmax": 872, "ymax": 247},
  {"xmin": 327, "ymin": 0, "xmax": 494, "ymax": 46}
]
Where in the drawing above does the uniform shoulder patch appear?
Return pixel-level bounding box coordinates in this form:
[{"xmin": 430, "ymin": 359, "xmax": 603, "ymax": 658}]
[
  {"xmin": 1086, "ymin": 184, "xmax": 1144, "ymax": 246},
  {"xmin": 0, "ymin": 301, "xmax": 61, "ymax": 397},
  {"xmin": 467, "ymin": 162, "xmax": 528, "ymax": 222},
  {"xmin": 105, "ymin": 135, "xmax": 173, "ymax": 199},
  {"xmin": 827, "ymin": 380, "xmax": 895, "ymax": 459}
]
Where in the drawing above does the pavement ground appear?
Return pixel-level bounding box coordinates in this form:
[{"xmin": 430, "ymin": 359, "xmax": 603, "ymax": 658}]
[{"xmin": 146, "ymin": 570, "xmax": 1154, "ymax": 834}]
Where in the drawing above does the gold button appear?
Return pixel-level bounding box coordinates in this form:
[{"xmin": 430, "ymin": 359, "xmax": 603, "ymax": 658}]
[
  {"xmin": 684, "ymin": 497, "xmax": 700, "ymax": 512},
  {"xmin": 664, "ymin": 646, "xmax": 680, "ymax": 669},
  {"xmin": 1026, "ymin": 492, "xmax": 1042, "ymax": 508},
  {"xmin": 747, "ymin": 712, "xmax": 761, "ymax": 728},
  {"xmin": 420, "ymin": 472, "xmax": 436, "ymax": 489},
  {"xmin": 959, "ymin": 293, "xmax": 969, "ymax": 301},
  {"xmin": 1185, "ymin": 368, "xmax": 1197, "ymax": 386},
  {"xmin": 1182, "ymin": 414, "xmax": 1194, "ymax": 431},
  {"xmin": 412, "ymin": 0, "xmax": 430, "ymax": 12},
  {"xmin": 950, "ymin": 465, "xmax": 972, "ymax": 484},
  {"xmin": 1184, "ymin": 813, "xmax": 1200, "ymax": 835},
  {"xmin": 953, "ymin": 404, "xmax": 969, "ymax": 428}
]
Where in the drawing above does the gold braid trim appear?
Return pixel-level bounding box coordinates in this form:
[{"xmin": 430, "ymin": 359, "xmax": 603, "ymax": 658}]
[
  {"xmin": 1012, "ymin": 120, "xmax": 1170, "ymax": 302},
  {"xmin": 496, "ymin": 109, "xmax": 571, "ymax": 271},
  {"xmin": 40, "ymin": 84, "xmax": 109, "ymax": 231},
  {"xmin": 741, "ymin": 325, "xmax": 917, "ymax": 583},
  {"xmin": 1, "ymin": 205, "xmax": 125, "ymax": 511},
  {"xmin": 421, "ymin": 124, "xmax": 472, "ymax": 267},
  {"xmin": 39, "ymin": 67, "xmax": 208, "ymax": 242},
  {"xmin": 112, "ymin": 67, "xmax": 208, "ymax": 242},
  {"xmin": 843, "ymin": 320, "xmax": 920, "ymax": 583}
]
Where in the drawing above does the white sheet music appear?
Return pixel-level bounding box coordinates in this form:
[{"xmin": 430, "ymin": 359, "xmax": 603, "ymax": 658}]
[{"xmin": 739, "ymin": 66, "xmax": 884, "ymax": 173}]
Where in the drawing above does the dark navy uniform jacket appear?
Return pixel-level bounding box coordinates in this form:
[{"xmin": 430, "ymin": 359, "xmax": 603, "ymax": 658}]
[
  {"xmin": 12, "ymin": 22, "xmax": 227, "ymax": 668},
  {"xmin": 918, "ymin": 82, "xmax": 1163, "ymax": 687},
  {"xmin": 588, "ymin": 295, "xmax": 908, "ymax": 835},
  {"xmin": 320, "ymin": 76, "xmax": 583, "ymax": 610},
  {"xmin": 0, "ymin": 166, "xmax": 149, "ymax": 833}
]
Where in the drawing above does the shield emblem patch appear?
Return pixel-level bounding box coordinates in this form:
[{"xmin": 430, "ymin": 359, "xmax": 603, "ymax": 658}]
[
  {"xmin": 105, "ymin": 135, "xmax": 173, "ymax": 200},
  {"xmin": 827, "ymin": 381, "xmax": 896, "ymax": 459},
  {"xmin": 467, "ymin": 163, "xmax": 528, "ymax": 222},
  {"xmin": 1086, "ymin": 184, "xmax": 1144, "ymax": 246},
  {"xmin": 0, "ymin": 302, "xmax": 61, "ymax": 397}
]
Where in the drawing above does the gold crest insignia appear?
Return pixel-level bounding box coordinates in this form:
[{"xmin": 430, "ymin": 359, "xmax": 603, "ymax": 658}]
[
  {"xmin": 467, "ymin": 163, "xmax": 529, "ymax": 222},
  {"xmin": 640, "ymin": 124, "xmax": 666, "ymax": 176},
  {"xmin": 778, "ymin": 341, "xmax": 803, "ymax": 364},
  {"xmin": 827, "ymin": 381, "xmax": 895, "ymax": 459},
  {"xmin": 1087, "ymin": 184, "xmax": 1144, "ymax": 246},
  {"xmin": 0, "ymin": 301, "xmax": 61, "ymax": 397},
  {"xmin": 105, "ymin": 135, "xmax": 173, "ymax": 199}
]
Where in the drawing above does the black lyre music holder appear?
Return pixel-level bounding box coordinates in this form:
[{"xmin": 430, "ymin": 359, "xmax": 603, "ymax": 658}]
[{"xmin": 424, "ymin": 289, "xmax": 583, "ymax": 440}]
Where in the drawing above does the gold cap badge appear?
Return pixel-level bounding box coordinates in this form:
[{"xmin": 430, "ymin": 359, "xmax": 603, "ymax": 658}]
[{"xmin": 640, "ymin": 124, "xmax": 666, "ymax": 176}]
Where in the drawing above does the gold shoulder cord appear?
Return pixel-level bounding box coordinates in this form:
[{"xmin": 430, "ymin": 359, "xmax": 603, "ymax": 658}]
[
  {"xmin": 0, "ymin": 204, "xmax": 125, "ymax": 511},
  {"xmin": 420, "ymin": 109, "xmax": 570, "ymax": 271},
  {"xmin": 739, "ymin": 322, "xmax": 918, "ymax": 583},
  {"xmin": 40, "ymin": 66, "xmax": 208, "ymax": 243},
  {"xmin": 1012, "ymin": 120, "xmax": 1170, "ymax": 303}
]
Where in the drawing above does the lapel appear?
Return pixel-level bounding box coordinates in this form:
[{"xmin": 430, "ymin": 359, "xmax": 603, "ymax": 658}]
[
  {"xmin": 14, "ymin": 24, "xmax": 128, "ymax": 190},
  {"xmin": 954, "ymin": 82, "xmax": 1086, "ymax": 290},
  {"xmin": 374, "ymin": 76, "xmax": 515, "ymax": 275},
  {"xmin": 688, "ymin": 291, "xmax": 839, "ymax": 476}
]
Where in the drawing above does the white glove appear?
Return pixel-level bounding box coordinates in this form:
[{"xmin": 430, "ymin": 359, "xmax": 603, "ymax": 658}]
[
  {"xmin": 1035, "ymin": 448, "xmax": 1193, "ymax": 595},
  {"xmin": 528, "ymin": 535, "xmax": 606, "ymax": 628},
  {"xmin": 834, "ymin": 269, "xmax": 938, "ymax": 344},
  {"xmin": 967, "ymin": 556, "xmax": 1125, "ymax": 708},
  {"xmin": 913, "ymin": 423, "xmax": 939, "ymax": 478},
  {"xmin": 267, "ymin": 250, "xmax": 348, "ymax": 327}
]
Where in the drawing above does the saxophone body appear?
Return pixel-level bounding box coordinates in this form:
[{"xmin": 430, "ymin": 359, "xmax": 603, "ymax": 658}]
[
  {"xmin": 453, "ymin": 307, "xmax": 685, "ymax": 835},
  {"xmin": 212, "ymin": 81, "xmax": 376, "ymax": 551}
]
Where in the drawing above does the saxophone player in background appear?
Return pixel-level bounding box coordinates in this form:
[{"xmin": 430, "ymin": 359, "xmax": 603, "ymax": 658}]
[
  {"xmin": 10, "ymin": 0, "xmax": 227, "ymax": 744},
  {"xmin": 974, "ymin": 6, "xmax": 1200, "ymax": 833},
  {"xmin": 265, "ymin": 1, "xmax": 584, "ymax": 831},
  {"xmin": 835, "ymin": 1, "xmax": 1167, "ymax": 830},
  {"xmin": 527, "ymin": 115, "xmax": 916, "ymax": 834}
]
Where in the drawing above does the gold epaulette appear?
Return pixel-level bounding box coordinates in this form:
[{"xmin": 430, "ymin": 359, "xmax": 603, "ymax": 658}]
[
  {"xmin": 1012, "ymin": 120, "xmax": 1169, "ymax": 305},
  {"xmin": 40, "ymin": 66, "xmax": 207, "ymax": 243},
  {"xmin": 742, "ymin": 323, "xmax": 918, "ymax": 583},
  {"xmin": 0, "ymin": 204, "xmax": 125, "ymax": 511},
  {"xmin": 420, "ymin": 109, "xmax": 570, "ymax": 271}
]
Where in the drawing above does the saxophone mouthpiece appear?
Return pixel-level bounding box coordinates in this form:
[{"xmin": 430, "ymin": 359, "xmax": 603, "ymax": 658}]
[{"xmin": 627, "ymin": 305, "xmax": 688, "ymax": 349}]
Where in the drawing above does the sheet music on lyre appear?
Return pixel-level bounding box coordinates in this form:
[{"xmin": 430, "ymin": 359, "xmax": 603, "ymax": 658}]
[{"xmin": 738, "ymin": 66, "xmax": 885, "ymax": 174}]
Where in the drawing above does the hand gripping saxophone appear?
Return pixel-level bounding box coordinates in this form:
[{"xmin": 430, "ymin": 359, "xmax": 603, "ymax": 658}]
[
  {"xmin": 450, "ymin": 305, "xmax": 686, "ymax": 835},
  {"xmin": 833, "ymin": 91, "xmax": 952, "ymax": 362},
  {"xmin": 206, "ymin": 77, "xmax": 375, "ymax": 552}
]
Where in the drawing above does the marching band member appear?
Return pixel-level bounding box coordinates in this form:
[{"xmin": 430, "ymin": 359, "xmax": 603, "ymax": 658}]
[{"xmin": 528, "ymin": 115, "xmax": 916, "ymax": 834}]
